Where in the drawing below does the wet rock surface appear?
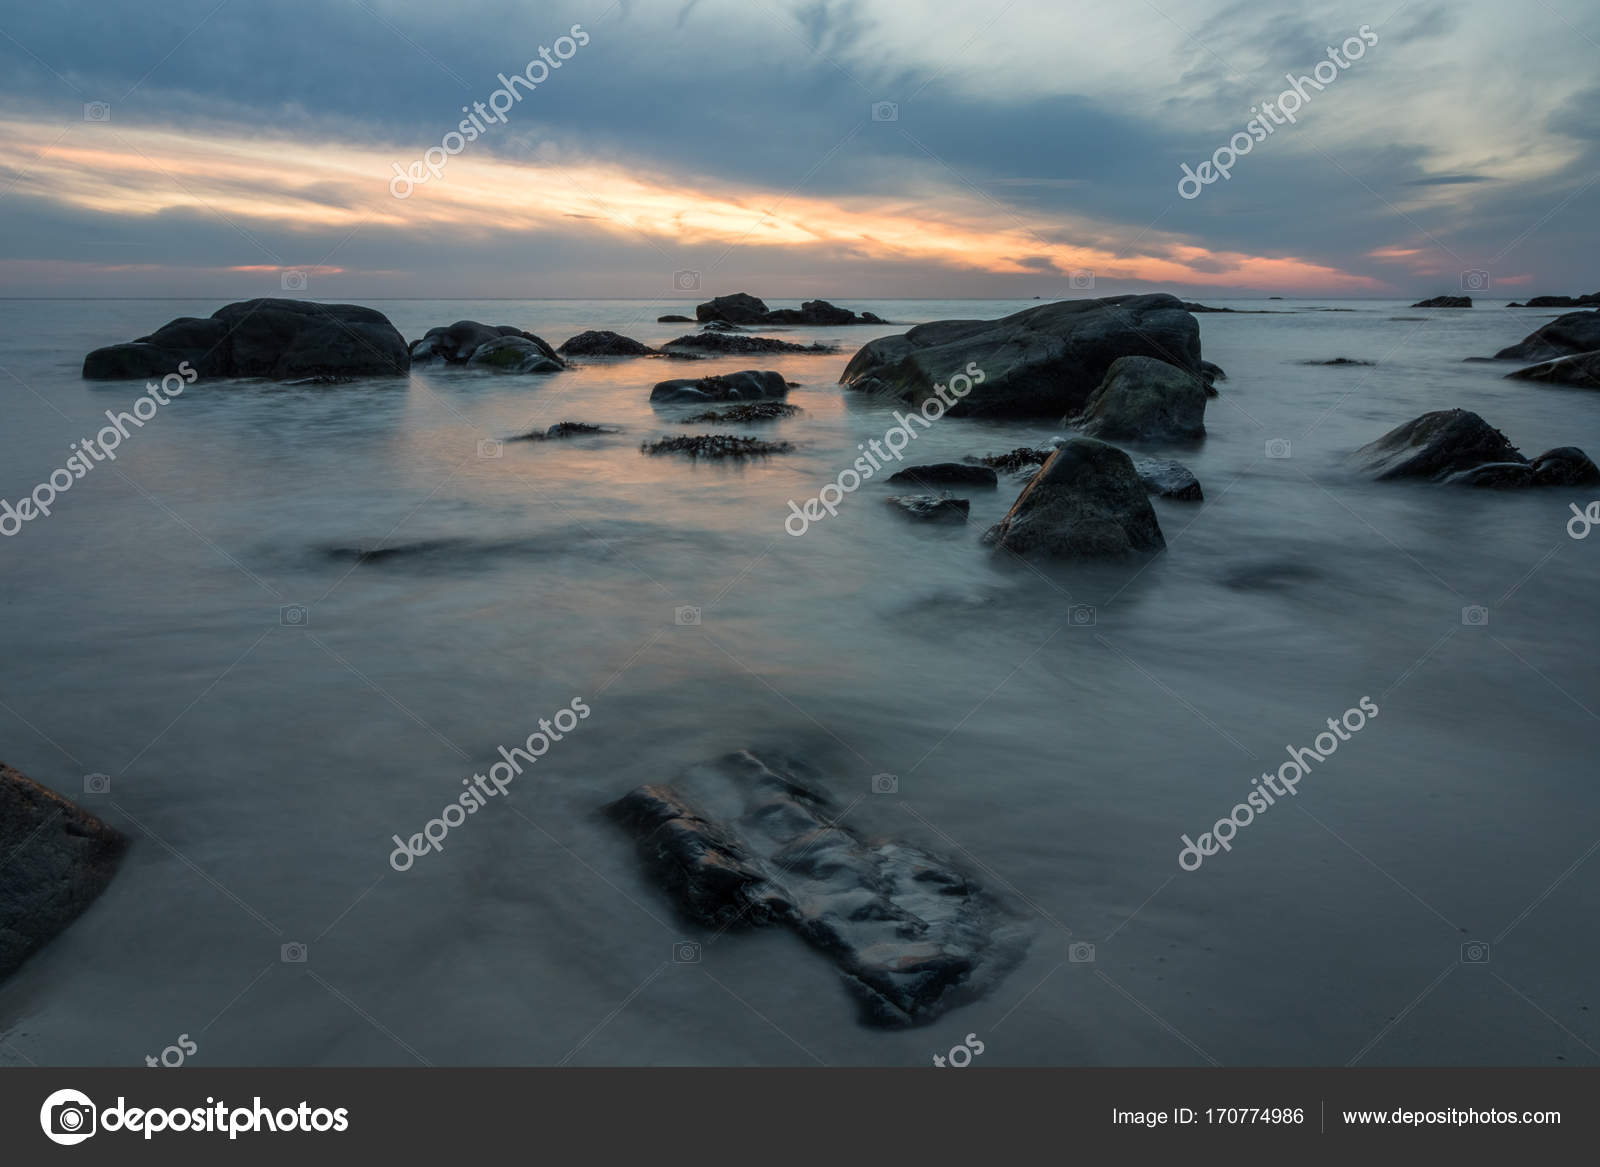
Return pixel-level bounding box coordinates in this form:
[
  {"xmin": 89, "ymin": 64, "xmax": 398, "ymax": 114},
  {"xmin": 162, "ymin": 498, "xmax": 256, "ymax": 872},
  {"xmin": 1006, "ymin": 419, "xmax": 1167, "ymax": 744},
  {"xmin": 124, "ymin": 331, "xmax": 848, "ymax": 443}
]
[{"xmin": 984, "ymin": 437, "xmax": 1166, "ymax": 559}]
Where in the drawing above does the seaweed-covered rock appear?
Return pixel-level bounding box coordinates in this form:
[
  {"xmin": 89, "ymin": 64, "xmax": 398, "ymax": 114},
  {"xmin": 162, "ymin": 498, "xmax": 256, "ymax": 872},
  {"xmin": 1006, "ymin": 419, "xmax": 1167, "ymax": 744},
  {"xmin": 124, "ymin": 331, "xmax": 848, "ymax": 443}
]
[
  {"xmin": 556, "ymin": 330, "xmax": 658, "ymax": 357},
  {"xmin": 886, "ymin": 494, "xmax": 970, "ymax": 523},
  {"xmin": 467, "ymin": 335, "xmax": 565, "ymax": 374},
  {"xmin": 662, "ymin": 333, "xmax": 835, "ymax": 355},
  {"xmin": 640, "ymin": 434, "xmax": 793, "ymax": 459},
  {"xmin": 606, "ymin": 751, "xmax": 1027, "ymax": 1026},
  {"xmin": 679, "ymin": 401, "xmax": 801, "ymax": 423}
]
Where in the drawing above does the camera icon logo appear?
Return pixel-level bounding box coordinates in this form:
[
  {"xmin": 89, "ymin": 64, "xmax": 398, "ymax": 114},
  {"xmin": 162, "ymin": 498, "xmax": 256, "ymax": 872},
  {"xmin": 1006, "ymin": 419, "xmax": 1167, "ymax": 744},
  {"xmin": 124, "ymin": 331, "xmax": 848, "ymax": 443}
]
[
  {"xmin": 83, "ymin": 773, "xmax": 111, "ymax": 794},
  {"xmin": 40, "ymin": 1088, "xmax": 97, "ymax": 1145},
  {"xmin": 281, "ymin": 942, "xmax": 308, "ymax": 963},
  {"xmin": 1068, "ymin": 270, "xmax": 1095, "ymax": 291},
  {"xmin": 83, "ymin": 102, "xmax": 111, "ymax": 123},
  {"xmin": 280, "ymin": 604, "xmax": 309, "ymax": 627},
  {"xmin": 280, "ymin": 269, "xmax": 308, "ymax": 292},
  {"xmin": 1461, "ymin": 270, "xmax": 1491, "ymax": 292},
  {"xmin": 1461, "ymin": 605, "xmax": 1489, "ymax": 627},
  {"xmin": 477, "ymin": 438, "xmax": 504, "ymax": 459},
  {"xmin": 1067, "ymin": 603, "xmax": 1097, "ymax": 626},
  {"xmin": 871, "ymin": 772, "xmax": 899, "ymax": 795},
  {"xmin": 674, "ymin": 605, "xmax": 702, "ymax": 626},
  {"xmin": 871, "ymin": 101, "xmax": 899, "ymax": 122},
  {"xmin": 673, "ymin": 270, "xmax": 701, "ymax": 291},
  {"xmin": 673, "ymin": 940, "xmax": 701, "ymax": 963},
  {"xmin": 1068, "ymin": 941, "xmax": 1096, "ymax": 963},
  {"xmin": 1460, "ymin": 940, "xmax": 1490, "ymax": 964},
  {"xmin": 1265, "ymin": 438, "xmax": 1292, "ymax": 459}
]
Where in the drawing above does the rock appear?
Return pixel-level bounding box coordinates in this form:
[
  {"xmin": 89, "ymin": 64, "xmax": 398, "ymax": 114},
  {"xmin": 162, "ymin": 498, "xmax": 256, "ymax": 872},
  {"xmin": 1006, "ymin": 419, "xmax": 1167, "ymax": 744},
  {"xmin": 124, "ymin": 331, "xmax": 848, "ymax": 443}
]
[
  {"xmin": 662, "ymin": 333, "xmax": 835, "ymax": 354},
  {"xmin": 885, "ymin": 463, "xmax": 998, "ymax": 489},
  {"xmin": 556, "ymin": 330, "xmax": 658, "ymax": 357},
  {"xmin": 695, "ymin": 292, "xmax": 770, "ymax": 324},
  {"xmin": 1, "ymin": 762, "xmax": 128, "ymax": 982},
  {"xmin": 970, "ymin": 447, "xmax": 1054, "ymax": 475},
  {"xmin": 1071, "ymin": 355, "xmax": 1207, "ymax": 443},
  {"xmin": 1200, "ymin": 360, "xmax": 1227, "ymax": 382},
  {"xmin": 650, "ymin": 370, "xmax": 789, "ymax": 404},
  {"xmin": 640, "ymin": 434, "xmax": 793, "ymax": 459},
  {"xmin": 411, "ymin": 321, "xmax": 563, "ymax": 368},
  {"xmin": 886, "ymin": 494, "xmax": 970, "ymax": 523},
  {"xmin": 1304, "ymin": 357, "xmax": 1374, "ymax": 366},
  {"xmin": 1132, "ymin": 457, "xmax": 1203, "ymax": 501},
  {"xmin": 1508, "ymin": 293, "xmax": 1600, "ymax": 308},
  {"xmin": 1504, "ymin": 350, "xmax": 1600, "ymax": 388},
  {"xmin": 1180, "ymin": 301, "xmax": 1235, "ymax": 313},
  {"xmin": 1412, "ymin": 296, "xmax": 1472, "ymax": 308},
  {"xmin": 983, "ymin": 437, "xmax": 1165, "ymax": 559},
  {"xmin": 83, "ymin": 299, "xmax": 410, "ymax": 380},
  {"xmin": 840, "ymin": 293, "xmax": 1203, "ymax": 419},
  {"xmin": 467, "ymin": 335, "xmax": 565, "ymax": 374},
  {"xmin": 1494, "ymin": 311, "xmax": 1600, "ymax": 361},
  {"xmin": 700, "ymin": 320, "xmax": 744, "ymax": 332},
  {"xmin": 1442, "ymin": 461, "xmax": 1535, "ymax": 488},
  {"xmin": 679, "ymin": 401, "xmax": 801, "ymax": 423},
  {"xmin": 606, "ymin": 751, "xmax": 1027, "ymax": 1026},
  {"xmin": 695, "ymin": 292, "xmax": 884, "ymax": 325},
  {"xmin": 1531, "ymin": 446, "xmax": 1600, "ymax": 486},
  {"xmin": 511, "ymin": 422, "xmax": 621, "ymax": 441},
  {"xmin": 657, "ymin": 315, "xmax": 694, "ymax": 323},
  {"xmin": 1355, "ymin": 409, "xmax": 1525, "ymax": 481}
]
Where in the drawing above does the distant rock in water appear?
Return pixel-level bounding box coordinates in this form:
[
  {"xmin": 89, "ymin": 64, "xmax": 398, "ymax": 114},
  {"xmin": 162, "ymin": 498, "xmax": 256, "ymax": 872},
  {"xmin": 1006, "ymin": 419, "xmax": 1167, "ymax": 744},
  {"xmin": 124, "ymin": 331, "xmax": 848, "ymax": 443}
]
[
  {"xmin": 1, "ymin": 762, "xmax": 127, "ymax": 983},
  {"xmin": 662, "ymin": 333, "xmax": 835, "ymax": 354},
  {"xmin": 1412, "ymin": 296, "xmax": 1472, "ymax": 308},
  {"xmin": 886, "ymin": 494, "xmax": 970, "ymax": 523},
  {"xmin": 1354, "ymin": 409, "xmax": 1599, "ymax": 488},
  {"xmin": 511, "ymin": 422, "xmax": 621, "ymax": 441},
  {"xmin": 1506, "ymin": 293, "xmax": 1600, "ymax": 308},
  {"xmin": 983, "ymin": 437, "xmax": 1165, "ymax": 559},
  {"xmin": 650, "ymin": 370, "xmax": 789, "ymax": 404},
  {"xmin": 1504, "ymin": 351, "xmax": 1600, "ymax": 388},
  {"xmin": 640, "ymin": 434, "xmax": 793, "ymax": 459},
  {"xmin": 410, "ymin": 321, "xmax": 564, "ymax": 371},
  {"xmin": 840, "ymin": 293, "xmax": 1204, "ymax": 420},
  {"xmin": 606, "ymin": 751, "xmax": 1027, "ymax": 1026},
  {"xmin": 1493, "ymin": 311, "xmax": 1600, "ymax": 361},
  {"xmin": 679, "ymin": 401, "xmax": 801, "ymax": 423},
  {"xmin": 556, "ymin": 330, "xmax": 658, "ymax": 357},
  {"xmin": 83, "ymin": 299, "xmax": 410, "ymax": 381},
  {"xmin": 694, "ymin": 292, "xmax": 885, "ymax": 325},
  {"xmin": 1303, "ymin": 357, "xmax": 1375, "ymax": 366},
  {"xmin": 1132, "ymin": 457, "xmax": 1203, "ymax": 501},
  {"xmin": 657, "ymin": 314, "xmax": 694, "ymax": 323},
  {"xmin": 1070, "ymin": 355, "xmax": 1207, "ymax": 443},
  {"xmin": 1180, "ymin": 301, "xmax": 1234, "ymax": 313},
  {"xmin": 885, "ymin": 463, "xmax": 998, "ymax": 489}
]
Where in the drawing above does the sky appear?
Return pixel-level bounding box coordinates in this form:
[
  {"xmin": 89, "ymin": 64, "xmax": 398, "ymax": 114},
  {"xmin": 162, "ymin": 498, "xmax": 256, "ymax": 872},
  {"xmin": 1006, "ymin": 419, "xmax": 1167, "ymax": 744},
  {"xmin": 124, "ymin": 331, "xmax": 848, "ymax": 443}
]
[{"xmin": 0, "ymin": 0, "xmax": 1596, "ymax": 300}]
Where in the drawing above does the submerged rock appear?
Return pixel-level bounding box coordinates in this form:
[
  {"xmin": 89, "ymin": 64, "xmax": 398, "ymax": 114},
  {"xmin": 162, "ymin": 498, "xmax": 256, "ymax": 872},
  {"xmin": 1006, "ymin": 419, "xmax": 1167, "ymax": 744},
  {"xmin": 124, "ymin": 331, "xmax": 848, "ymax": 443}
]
[
  {"xmin": 840, "ymin": 293, "xmax": 1203, "ymax": 419},
  {"xmin": 511, "ymin": 422, "xmax": 621, "ymax": 441},
  {"xmin": 556, "ymin": 330, "xmax": 658, "ymax": 357},
  {"xmin": 1304, "ymin": 357, "xmax": 1375, "ymax": 366},
  {"xmin": 886, "ymin": 494, "xmax": 970, "ymax": 523},
  {"xmin": 1070, "ymin": 355, "xmax": 1207, "ymax": 443},
  {"xmin": 83, "ymin": 299, "xmax": 410, "ymax": 381},
  {"xmin": 606, "ymin": 751, "xmax": 1027, "ymax": 1026},
  {"xmin": 650, "ymin": 370, "xmax": 789, "ymax": 404},
  {"xmin": 662, "ymin": 333, "xmax": 835, "ymax": 354},
  {"xmin": 1412, "ymin": 296, "xmax": 1472, "ymax": 308},
  {"xmin": 1132, "ymin": 457, "xmax": 1203, "ymax": 501},
  {"xmin": 1505, "ymin": 351, "xmax": 1600, "ymax": 388},
  {"xmin": 983, "ymin": 437, "xmax": 1165, "ymax": 559},
  {"xmin": 1, "ymin": 762, "xmax": 128, "ymax": 982},
  {"xmin": 885, "ymin": 463, "xmax": 998, "ymax": 489},
  {"xmin": 640, "ymin": 434, "xmax": 794, "ymax": 459},
  {"xmin": 1494, "ymin": 311, "xmax": 1600, "ymax": 361},
  {"xmin": 679, "ymin": 401, "xmax": 801, "ymax": 423}
]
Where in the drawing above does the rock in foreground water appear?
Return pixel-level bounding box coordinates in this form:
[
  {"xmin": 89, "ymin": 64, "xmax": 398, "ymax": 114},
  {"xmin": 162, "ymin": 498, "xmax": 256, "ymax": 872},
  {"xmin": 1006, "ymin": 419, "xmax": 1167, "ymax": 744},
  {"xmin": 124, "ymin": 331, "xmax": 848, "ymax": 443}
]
[
  {"xmin": 984, "ymin": 437, "xmax": 1165, "ymax": 559},
  {"xmin": 1495, "ymin": 311, "xmax": 1600, "ymax": 361},
  {"xmin": 607, "ymin": 751, "xmax": 1027, "ymax": 1026},
  {"xmin": 650, "ymin": 370, "xmax": 789, "ymax": 403},
  {"xmin": 1, "ymin": 762, "xmax": 127, "ymax": 983},
  {"xmin": 1071, "ymin": 355, "xmax": 1207, "ymax": 443},
  {"xmin": 1355, "ymin": 410, "xmax": 1599, "ymax": 488}
]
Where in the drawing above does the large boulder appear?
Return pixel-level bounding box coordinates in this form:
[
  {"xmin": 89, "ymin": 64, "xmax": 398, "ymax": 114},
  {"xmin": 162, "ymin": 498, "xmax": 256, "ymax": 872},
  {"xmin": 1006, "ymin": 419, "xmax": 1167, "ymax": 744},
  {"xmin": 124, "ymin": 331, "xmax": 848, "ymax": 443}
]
[
  {"xmin": 410, "ymin": 321, "xmax": 562, "ymax": 368},
  {"xmin": 983, "ymin": 437, "xmax": 1165, "ymax": 559},
  {"xmin": 1504, "ymin": 351, "xmax": 1600, "ymax": 388},
  {"xmin": 1071, "ymin": 355, "xmax": 1207, "ymax": 443},
  {"xmin": 1494, "ymin": 311, "xmax": 1600, "ymax": 361},
  {"xmin": 695, "ymin": 292, "xmax": 770, "ymax": 324},
  {"xmin": 840, "ymin": 293, "xmax": 1203, "ymax": 419},
  {"xmin": 84, "ymin": 299, "xmax": 410, "ymax": 380},
  {"xmin": 650, "ymin": 370, "xmax": 789, "ymax": 404},
  {"xmin": 556, "ymin": 330, "xmax": 657, "ymax": 357},
  {"xmin": 1355, "ymin": 410, "xmax": 1525, "ymax": 481},
  {"xmin": 2, "ymin": 763, "xmax": 127, "ymax": 982},
  {"xmin": 1412, "ymin": 296, "xmax": 1471, "ymax": 308},
  {"xmin": 607, "ymin": 751, "xmax": 1027, "ymax": 1026}
]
